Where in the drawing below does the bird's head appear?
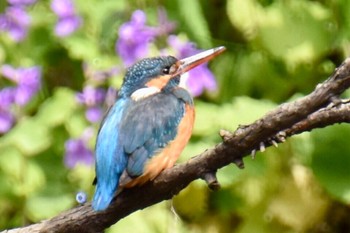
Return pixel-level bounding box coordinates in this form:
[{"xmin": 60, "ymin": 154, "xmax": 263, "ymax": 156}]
[{"xmin": 119, "ymin": 46, "xmax": 226, "ymax": 99}]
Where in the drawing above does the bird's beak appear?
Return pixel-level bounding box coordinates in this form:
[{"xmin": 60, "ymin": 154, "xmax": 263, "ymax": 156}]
[{"xmin": 173, "ymin": 46, "xmax": 226, "ymax": 77}]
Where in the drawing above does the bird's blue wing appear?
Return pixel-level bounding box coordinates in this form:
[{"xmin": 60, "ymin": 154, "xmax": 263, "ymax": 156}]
[
  {"xmin": 92, "ymin": 98, "xmax": 129, "ymax": 211},
  {"xmin": 119, "ymin": 92, "xmax": 185, "ymax": 177},
  {"xmin": 93, "ymin": 91, "xmax": 189, "ymax": 211}
]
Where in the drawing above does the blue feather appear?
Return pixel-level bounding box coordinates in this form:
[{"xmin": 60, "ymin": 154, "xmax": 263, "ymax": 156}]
[
  {"xmin": 92, "ymin": 98, "xmax": 129, "ymax": 211},
  {"xmin": 119, "ymin": 92, "xmax": 185, "ymax": 177}
]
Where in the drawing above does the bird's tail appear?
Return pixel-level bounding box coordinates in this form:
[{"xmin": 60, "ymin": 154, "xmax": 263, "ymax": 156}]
[
  {"xmin": 92, "ymin": 147, "xmax": 127, "ymax": 211},
  {"xmin": 92, "ymin": 183, "xmax": 117, "ymax": 211}
]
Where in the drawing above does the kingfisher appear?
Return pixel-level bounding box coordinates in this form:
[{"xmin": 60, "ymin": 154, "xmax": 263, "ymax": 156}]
[{"xmin": 92, "ymin": 46, "xmax": 226, "ymax": 211}]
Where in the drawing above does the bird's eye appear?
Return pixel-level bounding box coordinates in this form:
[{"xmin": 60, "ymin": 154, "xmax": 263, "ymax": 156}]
[
  {"xmin": 162, "ymin": 65, "xmax": 177, "ymax": 75},
  {"xmin": 162, "ymin": 66, "xmax": 171, "ymax": 74}
]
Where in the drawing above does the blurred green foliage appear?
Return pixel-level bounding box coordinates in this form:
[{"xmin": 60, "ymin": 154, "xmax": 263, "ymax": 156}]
[{"xmin": 1, "ymin": 0, "xmax": 350, "ymax": 232}]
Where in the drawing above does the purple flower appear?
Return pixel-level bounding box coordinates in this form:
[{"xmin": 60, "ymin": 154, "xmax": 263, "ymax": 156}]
[
  {"xmin": 54, "ymin": 16, "xmax": 81, "ymax": 37},
  {"xmin": 0, "ymin": 110, "xmax": 14, "ymax": 134},
  {"xmin": 167, "ymin": 35, "xmax": 218, "ymax": 96},
  {"xmin": 185, "ymin": 64, "xmax": 217, "ymax": 96},
  {"xmin": 77, "ymin": 86, "xmax": 117, "ymax": 122},
  {"xmin": 85, "ymin": 106, "xmax": 103, "ymax": 123},
  {"xmin": 0, "ymin": 6, "xmax": 31, "ymax": 42},
  {"xmin": 14, "ymin": 85, "xmax": 36, "ymax": 105},
  {"xmin": 83, "ymin": 63, "xmax": 121, "ymax": 82},
  {"xmin": 167, "ymin": 35, "xmax": 197, "ymax": 58},
  {"xmin": 105, "ymin": 87, "xmax": 117, "ymax": 108},
  {"xmin": 64, "ymin": 136, "xmax": 94, "ymax": 168},
  {"xmin": 76, "ymin": 86, "xmax": 105, "ymax": 123},
  {"xmin": 1, "ymin": 65, "xmax": 41, "ymax": 89},
  {"xmin": 7, "ymin": 0, "xmax": 36, "ymax": 6},
  {"xmin": 0, "ymin": 65, "xmax": 40, "ymax": 133},
  {"xmin": 116, "ymin": 9, "xmax": 177, "ymax": 66},
  {"xmin": 76, "ymin": 86, "xmax": 105, "ymax": 106},
  {"xmin": 51, "ymin": 0, "xmax": 75, "ymax": 17},
  {"xmin": 0, "ymin": 87, "xmax": 15, "ymax": 109},
  {"xmin": 1, "ymin": 65, "xmax": 41, "ymax": 106},
  {"xmin": 51, "ymin": 0, "xmax": 82, "ymax": 37},
  {"xmin": 155, "ymin": 8, "xmax": 176, "ymax": 37},
  {"xmin": 116, "ymin": 10, "xmax": 157, "ymax": 66}
]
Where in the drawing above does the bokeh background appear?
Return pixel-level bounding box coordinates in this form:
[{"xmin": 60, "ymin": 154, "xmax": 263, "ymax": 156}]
[{"xmin": 1, "ymin": 0, "xmax": 350, "ymax": 232}]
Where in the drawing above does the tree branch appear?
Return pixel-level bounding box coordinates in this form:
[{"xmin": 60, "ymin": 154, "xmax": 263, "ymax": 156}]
[{"xmin": 3, "ymin": 58, "xmax": 350, "ymax": 233}]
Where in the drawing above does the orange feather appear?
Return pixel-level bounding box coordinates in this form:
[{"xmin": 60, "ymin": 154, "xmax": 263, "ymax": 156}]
[
  {"xmin": 123, "ymin": 104, "xmax": 195, "ymax": 188},
  {"xmin": 145, "ymin": 75, "xmax": 172, "ymax": 89}
]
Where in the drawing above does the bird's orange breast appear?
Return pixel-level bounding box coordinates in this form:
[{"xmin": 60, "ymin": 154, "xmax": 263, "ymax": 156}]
[{"xmin": 123, "ymin": 103, "xmax": 195, "ymax": 188}]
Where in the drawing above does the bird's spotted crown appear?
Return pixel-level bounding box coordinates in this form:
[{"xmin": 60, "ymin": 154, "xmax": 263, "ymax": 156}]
[{"xmin": 119, "ymin": 56, "xmax": 178, "ymax": 98}]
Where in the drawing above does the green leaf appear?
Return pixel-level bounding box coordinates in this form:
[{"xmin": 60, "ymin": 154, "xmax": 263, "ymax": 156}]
[
  {"xmin": 1, "ymin": 119, "xmax": 51, "ymax": 156},
  {"xmin": 64, "ymin": 111, "xmax": 90, "ymax": 138},
  {"xmin": 109, "ymin": 202, "xmax": 187, "ymax": 233},
  {"xmin": 76, "ymin": 0, "xmax": 126, "ymax": 27},
  {"xmin": 0, "ymin": 147, "xmax": 45, "ymax": 196},
  {"xmin": 227, "ymin": 0, "xmax": 332, "ymax": 67},
  {"xmin": 176, "ymin": 0, "xmax": 212, "ymax": 47},
  {"xmin": 14, "ymin": 161, "xmax": 46, "ymax": 196},
  {"xmin": 173, "ymin": 181, "xmax": 208, "ymax": 221},
  {"xmin": 0, "ymin": 90, "xmax": 76, "ymax": 157},
  {"xmin": 217, "ymin": 156, "xmax": 266, "ymax": 188},
  {"xmin": 62, "ymin": 36, "xmax": 100, "ymax": 61},
  {"xmin": 181, "ymin": 138, "xmax": 215, "ymax": 162},
  {"xmin": 311, "ymin": 124, "xmax": 350, "ymax": 203},
  {"xmin": 26, "ymin": 194, "xmax": 74, "ymax": 221},
  {"xmin": 227, "ymin": 0, "xmax": 262, "ymax": 39},
  {"xmin": 255, "ymin": 1, "xmax": 332, "ymax": 66},
  {"xmin": 0, "ymin": 147, "xmax": 23, "ymax": 182},
  {"xmin": 36, "ymin": 88, "xmax": 77, "ymax": 127},
  {"xmin": 194, "ymin": 97, "xmax": 276, "ymax": 136}
]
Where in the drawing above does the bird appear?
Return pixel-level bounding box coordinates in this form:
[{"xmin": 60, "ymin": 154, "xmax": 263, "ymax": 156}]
[{"xmin": 92, "ymin": 46, "xmax": 226, "ymax": 211}]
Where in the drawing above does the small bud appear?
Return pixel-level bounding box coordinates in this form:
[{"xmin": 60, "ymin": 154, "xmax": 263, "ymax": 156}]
[
  {"xmin": 251, "ymin": 149, "xmax": 256, "ymax": 159},
  {"xmin": 76, "ymin": 191, "xmax": 87, "ymax": 204},
  {"xmin": 233, "ymin": 157, "xmax": 245, "ymax": 169},
  {"xmin": 259, "ymin": 142, "xmax": 266, "ymax": 152},
  {"xmin": 271, "ymin": 140, "xmax": 278, "ymax": 148}
]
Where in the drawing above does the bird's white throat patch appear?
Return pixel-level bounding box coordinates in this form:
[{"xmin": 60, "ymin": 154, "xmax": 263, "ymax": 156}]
[
  {"xmin": 131, "ymin": 86, "xmax": 161, "ymax": 101},
  {"xmin": 179, "ymin": 73, "xmax": 189, "ymax": 89}
]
